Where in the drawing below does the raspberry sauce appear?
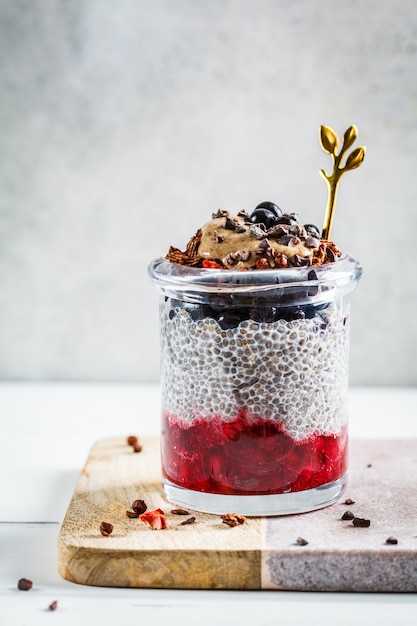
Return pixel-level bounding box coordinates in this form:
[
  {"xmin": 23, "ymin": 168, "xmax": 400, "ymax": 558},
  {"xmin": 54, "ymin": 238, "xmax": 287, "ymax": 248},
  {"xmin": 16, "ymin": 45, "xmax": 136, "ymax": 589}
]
[{"xmin": 161, "ymin": 410, "xmax": 347, "ymax": 495}]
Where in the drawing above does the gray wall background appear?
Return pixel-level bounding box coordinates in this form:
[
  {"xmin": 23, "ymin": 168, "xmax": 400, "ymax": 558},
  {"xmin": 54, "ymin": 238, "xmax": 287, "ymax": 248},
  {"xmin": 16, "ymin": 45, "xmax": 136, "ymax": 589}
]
[{"xmin": 1, "ymin": 0, "xmax": 416, "ymax": 386}]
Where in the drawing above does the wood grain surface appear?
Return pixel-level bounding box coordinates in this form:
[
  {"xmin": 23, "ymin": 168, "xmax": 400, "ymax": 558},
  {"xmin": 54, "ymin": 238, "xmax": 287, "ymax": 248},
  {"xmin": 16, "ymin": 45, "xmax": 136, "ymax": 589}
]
[{"xmin": 58, "ymin": 436, "xmax": 417, "ymax": 591}]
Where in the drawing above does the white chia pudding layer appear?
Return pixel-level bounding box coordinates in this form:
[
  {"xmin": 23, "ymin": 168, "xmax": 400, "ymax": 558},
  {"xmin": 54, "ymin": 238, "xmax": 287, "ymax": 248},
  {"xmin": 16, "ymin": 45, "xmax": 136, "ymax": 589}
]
[{"xmin": 160, "ymin": 301, "xmax": 350, "ymax": 441}]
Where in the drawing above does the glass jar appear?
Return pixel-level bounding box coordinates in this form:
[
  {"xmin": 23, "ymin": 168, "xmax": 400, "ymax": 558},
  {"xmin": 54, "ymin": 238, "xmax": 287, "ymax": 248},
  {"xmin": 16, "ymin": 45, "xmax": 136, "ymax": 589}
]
[{"xmin": 149, "ymin": 255, "xmax": 362, "ymax": 516}]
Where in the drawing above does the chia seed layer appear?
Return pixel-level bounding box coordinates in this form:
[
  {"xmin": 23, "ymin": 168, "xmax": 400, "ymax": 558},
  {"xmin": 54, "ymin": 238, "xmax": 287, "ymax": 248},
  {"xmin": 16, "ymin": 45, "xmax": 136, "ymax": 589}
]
[{"xmin": 160, "ymin": 299, "xmax": 350, "ymax": 441}]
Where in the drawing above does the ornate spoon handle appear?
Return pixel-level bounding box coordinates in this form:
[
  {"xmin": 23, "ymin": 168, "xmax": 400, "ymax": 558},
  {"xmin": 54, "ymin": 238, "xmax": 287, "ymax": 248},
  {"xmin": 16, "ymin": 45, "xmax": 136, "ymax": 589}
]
[{"xmin": 320, "ymin": 125, "xmax": 365, "ymax": 240}]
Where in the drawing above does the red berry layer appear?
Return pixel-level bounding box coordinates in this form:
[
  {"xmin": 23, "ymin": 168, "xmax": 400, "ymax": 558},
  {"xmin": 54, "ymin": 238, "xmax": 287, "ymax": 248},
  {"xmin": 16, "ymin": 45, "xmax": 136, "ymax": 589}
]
[{"xmin": 162, "ymin": 410, "xmax": 347, "ymax": 495}]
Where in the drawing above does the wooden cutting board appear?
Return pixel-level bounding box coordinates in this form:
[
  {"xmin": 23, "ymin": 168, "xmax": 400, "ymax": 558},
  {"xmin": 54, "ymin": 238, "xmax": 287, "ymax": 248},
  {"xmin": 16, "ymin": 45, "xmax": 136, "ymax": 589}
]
[{"xmin": 58, "ymin": 436, "xmax": 417, "ymax": 592}]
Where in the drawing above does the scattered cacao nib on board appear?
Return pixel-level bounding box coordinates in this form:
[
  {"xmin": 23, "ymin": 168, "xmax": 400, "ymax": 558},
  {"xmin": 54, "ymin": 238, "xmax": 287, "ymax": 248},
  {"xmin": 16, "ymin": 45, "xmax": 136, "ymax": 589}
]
[
  {"xmin": 221, "ymin": 513, "xmax": 246, "ymax": 527},
  {"xmin": 17, "ymin": 578, "xmax": 33, "ymax": 591},
  {"xmin": 48, "ymin": 601, "xmax": 58, "ymax": 611},
  {"xmin": 126, "ymin": 510, "xmax": 138, "ymax": 518},
  {"xmin": 352, "ymin": 517, "xmax": 371, "ymax": 528},
  {"xmin": 132, "ymin": 499, "xmax": 147, "ymax": 516},
  {"xmin": 385, "ymin": 536, "xmax": 398, "ymax": 545},
  {"xmin": 343, "ymin": 498, "xmax": 355, "ymax": 505},
  {"xmin": 296, "ymin": 537, "xmax": 308, "ymax": 546},
  {"xmin": 180, "ymin": 516, "xmax": 196, "ymax": 526},
  {"xmin": 99, "ymin": 521, "xmax": 114, "ymax": 536},
  {"xmin": 171, "ymin": 508, "xmax": 190, "ymax": 515},
  {"xmin": 139, "ymin": 508, "xmax": 168, "ymax": 530},
  {"xmin": 341, "ymin": 510, "xmax": 355, "ymax": 521}
]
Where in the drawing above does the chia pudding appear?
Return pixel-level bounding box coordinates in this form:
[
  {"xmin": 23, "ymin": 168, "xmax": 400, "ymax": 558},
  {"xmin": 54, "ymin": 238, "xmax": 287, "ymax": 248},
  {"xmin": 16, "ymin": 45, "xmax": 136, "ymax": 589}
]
[{"xmin": 149, "ymin": 202, "xmax": 362, "ymax": 514}]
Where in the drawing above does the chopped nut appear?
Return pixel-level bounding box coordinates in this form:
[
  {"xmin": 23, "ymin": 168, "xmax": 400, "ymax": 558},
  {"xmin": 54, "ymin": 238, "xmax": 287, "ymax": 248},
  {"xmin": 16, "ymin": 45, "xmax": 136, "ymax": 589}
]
[
  {"xmin": 99, "ymin": 521, "xmax": 114, "ymax": 536},
  {"xmin": 221, "ymin": 513, "xmax": 246, "ymax": 527},
  {"xmin": 17, "ymin": 578, "xmax": 33, "ymax": 591},
  {"xmin": 352, "ymin": 517, "xmax": 371, "ymax": 528},
  {"xmin": 180, "ymin": 516, "xmax": 196, "ymax": 526},
  {"xmin": 48, "ymin": 601, "xmax": 58, "ymax": 611}
]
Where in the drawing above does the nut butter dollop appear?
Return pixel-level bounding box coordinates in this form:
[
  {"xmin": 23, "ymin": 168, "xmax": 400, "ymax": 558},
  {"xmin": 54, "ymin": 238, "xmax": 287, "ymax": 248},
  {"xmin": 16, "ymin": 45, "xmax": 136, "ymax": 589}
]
[{"xmin": 198, "ymin": 214, "xmax": 318, "ymax": 269}]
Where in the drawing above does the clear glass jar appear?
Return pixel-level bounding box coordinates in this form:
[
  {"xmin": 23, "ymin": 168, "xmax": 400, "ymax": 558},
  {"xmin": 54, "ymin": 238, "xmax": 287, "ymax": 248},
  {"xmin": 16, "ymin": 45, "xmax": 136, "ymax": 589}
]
[{"xmin": 149, "ymin": 255, "xmax": 362, "ymax": 516}]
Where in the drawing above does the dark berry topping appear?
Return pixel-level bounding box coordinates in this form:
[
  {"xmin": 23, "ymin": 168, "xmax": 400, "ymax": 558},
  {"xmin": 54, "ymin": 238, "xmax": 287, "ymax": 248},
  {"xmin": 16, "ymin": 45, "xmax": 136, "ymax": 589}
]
[
  {"xmin": 249, "ymin": 208, "xmax": 277, "ymax": 230},
  {"xmin": 276, "ymin": 213, "xmax": 298, "ymax": 226},
  {"xmin": 254, "ymin": 201, "xmax": 283, "ymax": 218}
]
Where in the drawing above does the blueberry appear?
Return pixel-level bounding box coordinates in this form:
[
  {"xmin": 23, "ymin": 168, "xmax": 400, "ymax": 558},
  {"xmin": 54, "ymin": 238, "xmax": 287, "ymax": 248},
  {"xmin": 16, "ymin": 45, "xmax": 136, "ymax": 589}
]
[
  {"xmin": 254, "ymin": 201, "xmax": 283, "ymax": 219},
  {"xmin": 304, "ymin": 223, "xmax": 321, "ymax": 239},
  {"xmin": 249, "ymin": 208, "xmax": 277, "ymax": 230},
  {"xmin": 276, "ymin": 214, "xmax": 298, "ymax": 226}
]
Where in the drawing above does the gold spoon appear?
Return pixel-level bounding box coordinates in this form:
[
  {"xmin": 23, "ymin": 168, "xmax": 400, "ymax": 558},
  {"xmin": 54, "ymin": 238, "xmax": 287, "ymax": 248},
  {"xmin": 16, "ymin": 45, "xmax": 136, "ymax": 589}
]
[{"xmin": 320, "ymin": 125, "xmax": 365, "ymax": 241}]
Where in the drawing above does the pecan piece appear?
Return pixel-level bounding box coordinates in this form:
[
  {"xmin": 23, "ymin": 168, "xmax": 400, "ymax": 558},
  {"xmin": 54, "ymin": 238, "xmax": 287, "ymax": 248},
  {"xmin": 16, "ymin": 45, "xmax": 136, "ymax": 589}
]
[{"xmin": 221, "ymin": 513, "xmax": 246, "ymax": 527}]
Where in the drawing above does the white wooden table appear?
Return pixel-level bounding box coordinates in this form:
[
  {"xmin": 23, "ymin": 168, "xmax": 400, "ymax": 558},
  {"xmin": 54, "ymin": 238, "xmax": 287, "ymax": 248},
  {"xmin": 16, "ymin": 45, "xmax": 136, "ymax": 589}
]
[{"xmin": 1, "ymin": 383, "xmax": 417, "ymax": 625}]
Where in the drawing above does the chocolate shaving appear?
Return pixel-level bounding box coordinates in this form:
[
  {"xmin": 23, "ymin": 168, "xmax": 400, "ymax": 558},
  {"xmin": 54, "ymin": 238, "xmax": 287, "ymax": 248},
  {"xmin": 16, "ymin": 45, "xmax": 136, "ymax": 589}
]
[
  {"xmin": 165, "ymin": 228, "xmax": 204, "ymax": 267},
  {"xmin": 186, "ymin": 228, "xmax": 202, "ymax": 257}
]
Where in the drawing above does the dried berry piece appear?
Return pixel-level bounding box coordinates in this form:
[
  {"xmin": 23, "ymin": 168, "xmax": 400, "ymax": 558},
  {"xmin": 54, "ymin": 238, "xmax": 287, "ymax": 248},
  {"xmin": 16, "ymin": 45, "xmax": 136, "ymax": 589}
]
[
  {"xmin": 341, "ymin": 510, "xmax": 355, "ymax": 521},
  {"xmin": 48, "ymin": 601, "xmax": 58, "ymax": 611},
  {"xmin": 343, "ymin": 498, "xmax": 355, "ymax": 505},
  {"xmin": 352, "ymin": 517, "xmax": 371, "ymax": 528},
  {"xmin": 100, "ymin": 521, "xmax": 114, "ymax": 536},
  {"xmin": 180, "ymin": 517, "xmax": 196, "ymax": 526},
  {"xmin": 296, "ymin": 537, "xmax": 308, "ymax": 546},
  {"xmin": 385, "ymin": 536, "xmax": 398, "ymax": 545},
  {"xmin": 171, "ymin": 509, "xmax": 190, "ymax": 515},
  {"xmin": 221, "ymin": 513, "xmax": 246, "ymax": 527},
  {"xmin": 139, "ymin": 508, "xmax": 168, "ymax": 530},
  {"xmin": 17, "ymin": 578, "xmax": 33, "ymax": 591},
  {"xmin": 132, "ymin": 499, "xmax": 147, "ymax": 515}
]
